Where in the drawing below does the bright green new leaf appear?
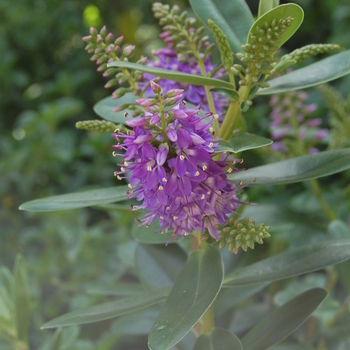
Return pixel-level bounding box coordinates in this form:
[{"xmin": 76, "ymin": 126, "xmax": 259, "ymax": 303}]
[
  {"xmin": 218, "ymin": 133, "xmax": 272, "ymax": 153},
  {"xmin": 14, "ymin": 255, "xmax": 30, "ymax": 343},
  {"xmin": 248, "ymin": 4, "xmax": 304, "ymax": 48},
  {"xmin": 148, "ymin": 246, "xmax": 223, "ymax": 350},
  {"xmin": 193, "ymin": 328, "xmax": 243, "ymax": 350},
  {"xmin": 228, "ymin": 148, "xmax": 350, "ymax": 185},
  {"xmin": 107, "ymin": 61, "xmax": 235, "ymax": 90},
  {"xmin": 41, "ymin": 288, "xmax": 169, "ymax": 328},
  {"xmin": 241, "ymin": 288, "xmax": 327, "ymax": 350},
  {"xmin": 258, "ymin": 0, "xmax": 280, "ymax": 18},
  {"xmin": 259, "ymin": 50, "xmax": 350, "ymax": 95},
  {"xmin": 135, "ymin": 244, "xmax": 187, "ymax": 290},
  {"xmin": 19, "ymin": 186, "xmax": 128, "ymax": 212},
  {"xmin": 224, "ymin": 239, "xmax": 350, "ymax": 286},
  {"xmin": 189, "ymin": 0, "xmax": 254, "ymax": 53},
  {"xmin": 93, "ymin": 94, "xmax": 138, "ymax": 124}
]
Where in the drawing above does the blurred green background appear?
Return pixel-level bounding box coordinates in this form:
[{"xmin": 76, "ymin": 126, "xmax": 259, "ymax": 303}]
[{"xmin": 1, "ymin": 0, "xmax": 350, "ymax": 348}]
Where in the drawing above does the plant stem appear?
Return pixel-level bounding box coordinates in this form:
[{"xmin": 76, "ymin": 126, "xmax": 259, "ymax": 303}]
[
  {"xmin": 202, "ymin": 304, "xmax": 215, "ymax": 334},
  {"xmin": 310, "ymin": 179, "xmax": 337, "ymax": 221}
]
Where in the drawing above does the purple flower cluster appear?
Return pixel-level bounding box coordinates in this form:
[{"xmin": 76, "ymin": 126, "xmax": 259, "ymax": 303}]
[
  {"xmin": 141, "ymin": 48, "xmax": 228, "ymax": 116},
  {"xmin": 113, "ymin": 84, "xmax": 241, "ymax": 240},
  {"xmin": 269, "ymin": 91, "xmax": 328, "ymax": 154}
]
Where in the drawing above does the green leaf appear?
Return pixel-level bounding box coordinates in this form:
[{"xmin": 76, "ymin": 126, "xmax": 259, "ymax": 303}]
[
  {"xmin": 131, "ymin": 220, "xmax": 183, "ymax": 244},
  {"xmin": 259, "ymin": 50, "xmax": 350, "ymax": 95},
  {"xmin": 93, "ymin": 94, "xmax": 137, "ymax": 124},
  {"xmin": 241, "ymin": 288, "xmax": 327, "ymax": 350},
  {"xmin": 189, "ymin": 0, "xmax": 254, "ymax": 53},
  {"xmin": 49, "ymin": 328, "xmax": 63, "ymax": 350},
  {"xmin": 86, "ymin": 282, "xmax": 145, "ymax": 296},
  {"xmin": 19, "ymin": 186, "xmax": 128, "ymax": 212},
  {"xmin": 224, "ymin": 239, "xmax": 350, "ymax": 287},
  {"xmin": 193, "ymin": 328, "xmax": 243, "ymax": 350},
  {"xmin": 218, "ymin": 133, "xmax": 272, "ymax": 153},
  {"xmin": 135, "ymin": 244, "xmax": 187, "ymax": 290},
  {"xmin": 210, "ymin": 87, "xmax": 239, "ymax": 101},
  {"xmin": 107, "ymin": 62, "xmax": 235, "ymax": 90},
  {"xmin": 328, "ymin": 220, "xmax": 350, "ymax": 239},
  {"xmin": 214, "ymin": 283, "xmax": 268, "ymax": 316},
  {"xmin": 41, "ymin": 288, "xmax": 169, "ymax": 329},
  {"xmin": 148, "ymin": 246, "xmax": 223, "ymax": 350},
  {"xmin": 14, "ymin": 255, "xmax": 30, "ymax": 343},
  {"xmin": 258, "ymin": 0, "xmax": 280, "ymax": 18},
  {"xmin": 248, "ymin": 4, "xmax": 304, "ymax": 48},
  {"xmin": 228, "ymin": 148, "xmax": 350, "ymax": 185}
]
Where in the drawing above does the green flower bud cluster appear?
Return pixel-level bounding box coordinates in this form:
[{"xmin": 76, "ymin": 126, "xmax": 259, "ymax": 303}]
[
  {"xmin": 82, "ymin": 26, "xmax": 145, "ymax": 97},
  {"xmin": 208, "ymin": 20, "xmax": 234, "ymax": 74},
  {"xmin": 282, "ymin": 43, "xmax": 340, "ymax": 63},
  {"xmin": 76, "ymin": 120, "xmax": 121, "ymax": 133},
  {"xmin": 233, "ymin": 17, "xmax": 294, "ymax": 87},
  {"xmin": 152, "ymin": 2, "xmax": 214, "ymax": 60},
  {"xmin": 217, "ymin": 217, "xmax": 270, "ymax": 254},
  {"xmin": 317, "ymin": 84, "xmax": 350, "ymax": 150}
]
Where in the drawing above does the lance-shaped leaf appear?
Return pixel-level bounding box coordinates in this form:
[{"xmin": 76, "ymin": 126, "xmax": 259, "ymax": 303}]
[
  {"xmin": 135, "ymin": 244, "xmax": 187, "ymax": 290},
  {"xmin": 189, "ymin": 0, "xmax": 253, "ymax": 53},
  {"xmin": 193, "ymin": 328, "xmax": 243, "ymax": 350},
  {"xmin": 93, "ymin": 94, "xmax": 138, "ymax": 124},
  {"xmin": 241, "ymin": 288, "xmax": 327, "ymax": 350},
  {"xmin": 258, "ymin": 0, "xmax": 280, "ymax": 18},
  {"xmin": 259, "ymin": 50, "xmax": 350, "ymax": 95},
  {"xmin": 14, "ymin": 255, "xmax": 30, "ymax": 343},
  {"xmin": 218, "ymin": 133, "xmax": 272, "ymax": 153},
  {"xmin": 148, "ymin": 246, "xmax": 223, "ymax": 350},
  {"xmin": 48, "ymin": 328, "xmax": 63, "ymax": 350},
  {"xmin": 210, "ymin": 87, "xmax": 239, "ymax": 101},
  {"xmin": 41, "ymin": 287, "xmax": 170, "ymax": 329},
  {"xmin": 224, "ymin": 238, "xmax": 350, "ymax": 287},
  {"xmin": 107, "ymin": 61, "xmax": 235, "ymax": 90},
  {"xmin": 248, "ymin": 4, "xmax": 304, "ymax": 48},
  {"xmin": 19, "ymin": 186, "xmax": 128, "ymax": 212},
  {"xmin": 228, "ymin": 148, "xmax": 350, "ymax": 185}
]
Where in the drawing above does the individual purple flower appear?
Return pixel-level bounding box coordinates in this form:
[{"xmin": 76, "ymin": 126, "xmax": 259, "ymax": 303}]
[
  {"xmin": 113, "ymin": 87, "xmax": 243, "ymax": 240},
  {"xmin": 140, "ymin": 48, "xmax": 228, "ymax": 116}
]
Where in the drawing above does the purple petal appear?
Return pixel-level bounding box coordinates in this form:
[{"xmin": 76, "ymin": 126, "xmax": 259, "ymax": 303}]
[
  {"xmin": 156, "ymin": 146, "xmax": 168, "ymax": 166},
  {"xmin": 166, "ymin": 128, "xmax": 177, "ymax": 142},
  {"xmin": 176, "ymin": 155, "xmax": 187, "ymax": 177},
  {"xmin": 179, "ymin": 176, "xmax": 192, "ymax": 196},
  {"xmin": 164, "ymin": 172, "xmax": 178, "ymax": 195},
  {"xmin": 134, "ymin": 133, "xmax": 153, "ymax": 144},
  {"xmin": 176, "ymin": 129, "xmax": 192, "ymax": 150}
]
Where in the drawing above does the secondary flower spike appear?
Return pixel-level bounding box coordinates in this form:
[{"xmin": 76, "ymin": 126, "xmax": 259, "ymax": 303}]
[{"xmin": 112, "ymin": 85, "xmax": 244, "ymax": 240}]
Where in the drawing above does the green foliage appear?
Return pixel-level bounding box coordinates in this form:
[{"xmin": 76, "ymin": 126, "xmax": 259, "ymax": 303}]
[
  {"xmin": 148, "ymin": 246, "xmax": 223, "ymax": 350},
  {"xmin": 189, "ymin": 0, "xmax": 254, "ymax": 54},
  {"xmin": 258, "ymin": 0, "xmax": 280, "ymax": 18},
  {"xmin": 218, "ymin": 133, "xmax": 272, "ymax": 153},
  {"xmin": 193, "ymin": 328, "xmax": 242, "ymax": 350},
  {"xmin": 259, "ymin": 50, "xmax": 350, "ymax": 94}
]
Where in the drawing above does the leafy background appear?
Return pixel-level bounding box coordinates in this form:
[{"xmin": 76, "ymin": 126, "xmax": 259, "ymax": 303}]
[{"xmin": 1, "ymin": 0, "xmax": 350, "ymax": 348}]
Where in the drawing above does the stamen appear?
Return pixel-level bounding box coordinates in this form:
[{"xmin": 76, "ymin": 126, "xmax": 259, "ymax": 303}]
[
  {"xmin": 166, "ymin": 206, "xmax": 171, "ymax": 210},
  {"xmin": 202, "ymin": 165, "xmax": 207, "ymax": 171},
  {"xmin": 128, "ymin": 184, "xmax": 133, "ymax": 189},
  {"xmin": 195, "ymin": 171, "xmax": 200, "ymax": 176},
  {"xmin": 209, "ymin": 142, "xmax": 213, "ymax": 148},
  {"xmin": 121, "ymin": 167, "xmax": 126, "ymax": 172},
  {"xmin": 201, "ymin": 194, "xmax": 205, "ymax": 200},
  {"xmin": 162, "ymin": 177, "xmax": 167, "ymax": 182},
  {"xmin": 112, "ymin": 151, "xmax": 117, "ymax": 157},
  {"xmin": 124, "ymin": 161, "xmax": 129, "ymax": 166},
  {"xmin": 227, "ymin": 167, "xmax": 233, "ymax": 173},
  {"xmin": 158, "ymin": 185, "xmax": 164, "ymax": 190},
  {"xmin": 173, "ymin": 216, "xmax": 178, "ymax": 220},
  {"xmin": 180, "ymin": 155, "xmax": 185, "ymax": 160},
  {"xmin": 147, "ymin": 166, "xmax": 152, "ymax": 171}
]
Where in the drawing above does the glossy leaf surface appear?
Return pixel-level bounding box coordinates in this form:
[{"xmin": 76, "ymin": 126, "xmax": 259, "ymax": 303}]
[
  {"xmin": 189, "ymin": 0, "xmax": 254, "ymax": 53},
  {"xmin": 248, "ymin": 4, "xmax": 304, "ymax": 48},
  {"xmin": 148, "ymin": 246, "xmax": 223, "ymax": 350},
  {"xmin": 259, "ymin": 50, "xmax": 350, "ymax": 95},
  {"xmin": 41, "ymin": 288, "xmax": 169, "ymax": 328},
  {"xmin": 224, "ymin": 239, "xmax": 350, "ymax": 286},
  {"xmin": 241, "ymin": 288, "xmax": 327, "ymax": 350},
  {"xmin": 193, "ymin": 328, "xmax": 242, "ymax": 350},
  {"xmin": 228, "ymin": 148, "xmax": 350, "ymax": 185},
  {"xmin": 108, "ymin": 61, "xmax": 235, "ymax": 89},
  {"xmin": 19, "ymin": 186, "xmax": 128, "ymax": 211},
  {"xmin": 135, "ymin": 244, "xmax": 187, "ymax": 290},
  {"xmin": 93, "ymin": 94, "xmax": 137, "ymax": 124},
  {"xmin": 218, "ymin": 133, "xmax": 273, "ymax": 153}
]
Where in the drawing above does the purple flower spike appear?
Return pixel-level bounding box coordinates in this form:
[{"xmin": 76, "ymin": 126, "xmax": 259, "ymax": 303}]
[{"xmin": 113, "ymin": 92, "xmax": 242, "ymax": 240}]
